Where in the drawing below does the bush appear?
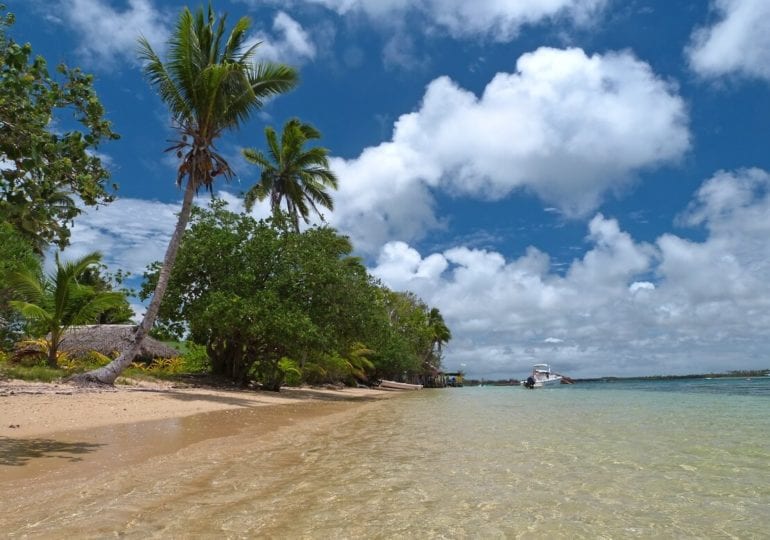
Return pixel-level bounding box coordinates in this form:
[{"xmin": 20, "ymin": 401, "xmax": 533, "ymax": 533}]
[
  {"xmin": 181, "ymin": 342, "xmax": 209, "ymax": 373},
  {"xmin": 278, "ymin": 357, "xmax": 302, "ymax": 387}
]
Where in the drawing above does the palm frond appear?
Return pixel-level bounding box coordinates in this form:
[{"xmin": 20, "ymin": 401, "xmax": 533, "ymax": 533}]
[
  {"xmin": 6, "ymin": 269, "xmax": 45, "ymax": 304},
  {"xmin": 9, "ymin": 301, "xmax": 53, "ymax": 325},
  {"xmin": 70, "ymin": 292, "xmax": 127, "ymax": 326}
]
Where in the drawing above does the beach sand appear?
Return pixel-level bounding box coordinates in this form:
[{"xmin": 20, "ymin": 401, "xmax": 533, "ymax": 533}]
[
  {"xmin": 0, "ymin": 379, "xmax": 396, "ymax": 537},
  {"xmin": 0, "ymin": 378, "xmax": 391, "ymax": 439}
]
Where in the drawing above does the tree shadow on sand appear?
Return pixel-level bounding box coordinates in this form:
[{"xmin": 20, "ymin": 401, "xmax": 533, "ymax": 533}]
[
  {"xmin": 131, "ymin": 385, "xmax": 382, "ymax": 407},
  {"xmin": 0, "ymin": 436, "xmax": 104, "ymax": 467}
]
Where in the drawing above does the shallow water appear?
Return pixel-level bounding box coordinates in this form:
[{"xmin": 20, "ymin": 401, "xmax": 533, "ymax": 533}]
[{"xmin": 1, "ymin": 379, "xmax": 769, "ymax": 538}]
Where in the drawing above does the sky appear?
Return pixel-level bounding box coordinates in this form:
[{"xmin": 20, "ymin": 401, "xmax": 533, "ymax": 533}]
[{"xmin": 8, "ymin": 0, "xmax": 770, "ymax": 379}]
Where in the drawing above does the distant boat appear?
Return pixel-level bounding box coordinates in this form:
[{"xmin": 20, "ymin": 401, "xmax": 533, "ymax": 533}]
[
  {"xmin": 378, "ymin": 380, "xmax": 423, "ymax": 390},
  {"xmin": 521, "ymin": 364, "xmax": 563, "ymax": 388}
]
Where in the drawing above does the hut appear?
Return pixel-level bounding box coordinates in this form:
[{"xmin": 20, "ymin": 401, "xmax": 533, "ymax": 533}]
[{"xmin": 56, "ymin": 325, "xmax": 179, "ymax": 361}]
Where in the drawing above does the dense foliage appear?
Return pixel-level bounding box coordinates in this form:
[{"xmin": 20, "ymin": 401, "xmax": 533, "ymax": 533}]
[
  {"xmin": 0, "ymin": 221, "xmax": 39, "ymax": 347},
  {"xmin": 0, "ymin": 5, "xmax": 118, "ymax": 252},
  {"xmin": 142, "ymin": 201, "xmax": 449, "ymax": 390}
]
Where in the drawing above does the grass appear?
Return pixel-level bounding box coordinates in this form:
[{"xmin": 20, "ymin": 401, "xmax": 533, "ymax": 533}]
[{"xmin": 0, "ymin": 362, "xmax": 66, "ymax": 383}]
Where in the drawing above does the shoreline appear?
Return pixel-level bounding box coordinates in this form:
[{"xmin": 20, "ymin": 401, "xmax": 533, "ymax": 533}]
[
  {"xmin": 1, "ymin": 378, "xmax": 397, "ymax": 490},
  {"xmin": 0, "ymin": 379, "xmax": 393, "ymax": 440}
]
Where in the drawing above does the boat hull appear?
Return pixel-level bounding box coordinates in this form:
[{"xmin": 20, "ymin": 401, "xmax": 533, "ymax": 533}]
[
  {"xmin": 379, "ymin": 380, "xmax": 423, "ymax": 390},
  {"xmin": 520, "ymin": 376, "xmax": 563, "ymax": 388}
]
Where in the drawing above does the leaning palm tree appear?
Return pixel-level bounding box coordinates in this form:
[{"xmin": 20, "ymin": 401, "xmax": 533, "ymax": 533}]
[
  {"xmin": 8, "ymin": 252, "xmax": 126, "ymax": 368},
  {"xmin": 78, "ymin": 4, "xmax": 297, "ymax": 385},
  {"xmin": 242, "ymin": 118, "xmax": 337, "ymax": 232}
]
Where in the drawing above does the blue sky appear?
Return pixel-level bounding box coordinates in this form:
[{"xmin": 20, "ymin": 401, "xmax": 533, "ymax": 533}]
[{"xmin": 9, "ymin": 0, "xmax": 770, "ymax": 378}]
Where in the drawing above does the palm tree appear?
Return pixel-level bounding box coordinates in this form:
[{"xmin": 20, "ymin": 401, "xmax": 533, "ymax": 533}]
[
  {"xmin": 78, "ymin": 4, "xmax": 298, "ymax": 384},
  {"xmin": 425, "ymin": 307, "xmax": 451, "ymax": 367},
  {"xmin": 242, "ymin": 118, "xmax": 338, "ymax": 232},
  {"xmin": 8, "ymin": 252, "xmax": 126, "ymax": 368}
]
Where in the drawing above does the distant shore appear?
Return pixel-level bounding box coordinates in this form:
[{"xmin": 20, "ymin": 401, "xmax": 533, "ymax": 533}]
[{"xmin": 0, "ymin": 379, "xmax": 393, "ymax": 439}]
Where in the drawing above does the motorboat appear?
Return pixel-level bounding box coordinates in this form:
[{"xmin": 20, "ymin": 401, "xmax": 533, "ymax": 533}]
[
  {"xmin": 521, "ymin": 364, "xmax": 563, "ymax": 388},
  {"xmin": 378, "ymin": 379, "xmax": 423, "ymax": 390}
]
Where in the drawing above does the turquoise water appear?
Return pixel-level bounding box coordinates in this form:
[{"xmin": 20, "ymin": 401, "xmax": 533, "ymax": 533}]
[
  {"xmin": 259, "ymin": 378, "xmax": 770, "ymax": 538},
  {"xmin": 2, "ymin": 378, "xmax": 768, "ymax": 538}
]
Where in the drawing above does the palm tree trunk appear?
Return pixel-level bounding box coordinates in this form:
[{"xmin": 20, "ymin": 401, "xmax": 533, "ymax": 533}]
[
  {"xmin": 47, "ymin": 345, "xmax": 58, "ymax": 368},
  {"xmin": 75, "ymin": 178, "xmax": 197, "ymax": 385},
  {"xmin": 48, "ymin": 329, "xmax": 62, "ymax": 368}
]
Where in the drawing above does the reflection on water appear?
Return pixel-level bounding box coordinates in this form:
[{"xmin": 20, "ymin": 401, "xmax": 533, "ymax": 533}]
[{"xmin": 1, "ymin": 381, "xmax": 769, "ymax": 538}]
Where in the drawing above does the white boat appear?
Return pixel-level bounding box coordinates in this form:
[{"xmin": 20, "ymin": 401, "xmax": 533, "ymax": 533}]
[
  {"xmin": 521, "ymin": 364, "xmax": 562, "ymax": 388},
  {"xmin": 378, "ymin": 379, "xmax": 423, "ymax": 390}
]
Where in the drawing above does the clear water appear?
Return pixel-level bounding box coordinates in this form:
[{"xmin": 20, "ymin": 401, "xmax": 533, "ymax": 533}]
[{"xmin": 2, "ymin": 378, "xmax": 769, "ymax": 538}]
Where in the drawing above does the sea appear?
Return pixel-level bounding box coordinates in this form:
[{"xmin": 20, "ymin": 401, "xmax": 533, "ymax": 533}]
[{"xmin": 2, "ymin": 377, "xmax": 769, "ymax": 538}]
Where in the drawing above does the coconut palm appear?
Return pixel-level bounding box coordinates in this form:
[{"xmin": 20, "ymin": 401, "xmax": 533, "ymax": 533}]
[
  {"xmin": 8, "ymin": 251, "xmax": 126, "ymax": 368},
  {"xmin": 425, "ymin": 307, "xmax": 451, "ymax": 367},
  {"xmin": 242, "ymin": 118, "xmax": 337, "ymax": 232},
  {"xmin": 79, "ymin": 4, "xmax": 297, "ymax": 384}
]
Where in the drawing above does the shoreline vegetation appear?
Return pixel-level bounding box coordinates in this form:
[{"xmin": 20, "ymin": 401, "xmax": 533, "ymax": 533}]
[{"xmin": 0, "ymin": 4, "xmax": 452, "ymax": 394}]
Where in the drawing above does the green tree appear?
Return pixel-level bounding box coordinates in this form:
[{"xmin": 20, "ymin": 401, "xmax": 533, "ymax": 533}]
[
  {"xmin": 369, "ymin": 290, "xmax": 445, "ymax": 381},
  {"xmin": 0, "ymin": 221, "xmax": 40, "ymax": 347},
  {"xmin": 7, "ymin": 252, "xmax": 126, "ymax": 367},
  {"xmin": 140, "ymin": 202, "xmax": 392, "ymax": 390},
  {"xmin": 80, "ymin": 4, "xmax": 298, "ymax": 385},
  {"xmin": 0, "ymin": 5, "xmax": 118, "ymax": 252},
  {"xmin": 243, "ymin": 118, "xmax": 338, "ymax": 232}
]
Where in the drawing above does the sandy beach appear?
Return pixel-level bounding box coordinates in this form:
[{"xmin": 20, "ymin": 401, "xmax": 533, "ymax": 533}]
[
  {"xmin": 0, "ymin": 379, "xmax": 391, "ymax": 439},
  {"xmin": 0, "ymin": 379, "xmax": 399, "ymax": 537}
]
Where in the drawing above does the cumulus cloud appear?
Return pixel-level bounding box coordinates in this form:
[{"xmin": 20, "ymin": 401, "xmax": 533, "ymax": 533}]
[
  {"xmin": 687, "ymin": 0, "xmax": 770, "ymax": 80},
  {"xmin": 301, "ymin": 0, "xmax": 606, "ymax": 40},
  {"xmin": 248, "ymin": 12, "xmax": 317, "ymax": 65},
  {"xmin": 51, "ymin": 2, "xmax": 317, "ymax": 70},
  {"xmin": 58, "ymin": 198, "xmax": 181, "ymax": 277},
  {"xmin": 329, "ymin": 47, "xmax": 689, "ymax": 252},
  {"xmin": 369, "ymin": 168, "xmax": 770, "ymax": 378},
  {"xmin": 56, "ymin": 0, "xmax": 170, "ymax": 69},
  {"xmin": 55, "ymin": 192, "xmax": 255, "ymax": 318}
]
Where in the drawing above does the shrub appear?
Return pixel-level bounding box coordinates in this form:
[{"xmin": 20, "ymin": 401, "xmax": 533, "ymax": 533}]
[
  {"xmin": 278, "ymin": 357, "xmax": 302, "ymax": 387},
  {"xmin": 181, "ymin": 342, "xmax": 209, "ymax": 373},
  {"xmin": 10, "ymin": 338, "xmax": 70, "ymax": 367}
]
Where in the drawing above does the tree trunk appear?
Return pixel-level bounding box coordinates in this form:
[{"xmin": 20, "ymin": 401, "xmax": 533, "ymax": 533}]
[
  {"xmin": 48, "ymin": 331, "xmax": 62, "ymax": 368},
  {"xmin": 73, "ymin": 178, "xmax": 197, "ymax": 385},
  {"xmin": 47, "ymin": 345, "xmax": 58, "ymax": 368}
]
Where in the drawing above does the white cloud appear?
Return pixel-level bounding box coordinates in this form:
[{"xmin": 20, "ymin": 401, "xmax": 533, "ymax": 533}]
[
  {"xmin": 59, "ymin": 198, "xmax": 180, "ymax": 277},
  {"xmin": 301, "ymin": 0, "xmax": 606, "ymax": 40},
  {"xmin": 248, "ymin": 12, "xmax": 317, "ymax": 65},
  {"xmin": 57, "ymin": 192, "xmax": 261, "ymax": 277},
  {"xmin": 57, "ymin": 0, "xmax": 170, "ymax": 69},
  {"xmin": 369, "ymin": 168, "xmax": 770, "ymax": 379},
  {"xmin": 687, "ymin": 0, "xmax": 770, "ymax": 81},
  {"xmin": 329, "ymin": 47, "xmax": 689, "ymax": 252}
]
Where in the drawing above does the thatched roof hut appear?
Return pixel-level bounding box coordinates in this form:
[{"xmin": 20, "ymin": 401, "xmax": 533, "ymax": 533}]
[{"xmin": 58, "ymin": 325, "xmax": 180, "ymax": 360}]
